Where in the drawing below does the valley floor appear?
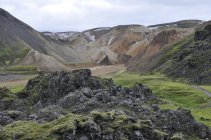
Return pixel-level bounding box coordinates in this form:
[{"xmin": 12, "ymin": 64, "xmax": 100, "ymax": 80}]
[
  {"xmin": 0, "ymin": 74, "xmax": 37, "ymax": 93},
  {"xmin": 0, "ymin": 64, "xmax": 126, "ymax": 92}
]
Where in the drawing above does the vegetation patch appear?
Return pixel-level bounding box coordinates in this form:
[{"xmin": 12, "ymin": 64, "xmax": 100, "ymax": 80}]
[
  {"xmin": 0, "ymin": 44, "xmax": 29, "ymax": 66},
  {"xmin": 156, "ymin": 24, "xmax": 211, "ymax": 84},
  {"xmin": 200, "ymin": 85, "xmax": 211, "ymax": 93},
  {"xmin": 9, "ymin": 85, "xmax": 25, "ymax": 93},
  {"xmin": 3, "ymin": 65, "xmax": 38, "ymax": 74},
  {"xmin": 112, "ymin": 72, "xmax": 211, "ymax": 127},
  {"xmin": 0, "ymin": 114, "xmax": 77, "ymax": 140}
]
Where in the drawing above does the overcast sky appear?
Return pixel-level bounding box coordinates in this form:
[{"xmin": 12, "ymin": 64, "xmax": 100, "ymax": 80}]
[{"xmin": 0, "ymin": 0, "xmax": 211, "ymax": 32}]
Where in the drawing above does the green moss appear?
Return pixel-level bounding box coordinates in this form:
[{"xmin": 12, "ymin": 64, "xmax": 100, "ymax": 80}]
[
  {"xmin": 0, "ymin": 111, "xmax": 141, "ymax": 139},
  {"xmin": 200, "ymin": 85, "xmax": 211, "ymax": 92},
  {"xmin": 0, "ymin": 113, "xmax": 78, "ymax": 140},
  {"xmin": 4, "ymin": 65, "xmax": 38, "ymax": 74},
  {"xmin": 109, "ymin": 118, "xmax": 124, "ymax": 129},
  {"xmin": 50, "ymin": 122, "xmax": 75, "ymax": 135},
  {"xmin": 0, "ymin": 87, "xmax": 16, "ymax": 103},
  {"xmin": 152, "ymin": 129, "xmax": 169, "ymax": 139},
  {"xmin": 91, "ymin": 110, "xmax": 143, "ymax": 132},
  {"xmin": 0, "ymin": 121, "xmax": 51, "ymax": 140},
  {"xmin": 91, "ymin": 110, "xmax": 115, "ymax": 122},
  {"xmin": 0, "ymin": 108, "xmax": 204, "ymax": 139},
  {"xmin": 101, "ymin": 127, "xmax": 114, "ymax": 134},
  {"xmin": 122, "ymin": 123, "xmax": 141, "ymax": 131},
  {"xmin": 49, "ymin": 113, "xmax": 78, "ymax": 136},
  {"xmin": 112, "ymin": 72, "xmax": 211, "ymax": 127},
  {"xmin": 170, "ymin": 133, "xmax": 185, "ymax": 140},
  {"xmin": 156, "ymin": 24, "xmax": 211, "ymax": 84},
  {"xmin": 0, "ymin": 44, "xmax": 29, "ymax": 66},
  {"xmin": 161, "ymin": 35, "xmax": 194, "ymax": 62},
  {"xmin": 170, "ymin": 133, "xmax": 201, "ymax": 140},
  {"xmin": 9, "ymin": 85, "xmax": 24, "ymax": 93}
]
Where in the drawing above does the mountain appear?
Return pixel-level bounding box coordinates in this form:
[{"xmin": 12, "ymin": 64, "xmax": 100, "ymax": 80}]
[
  {"xmin": 154, "ymin": 21, "xmax": 211, "ymax": 84},
  {"xmin": 42, "ymin": 31, "xmax": 79, "ymax": 40},
  {"xmin": 41, "ymin": 25, "xmax": 150, "ymax": 64},
  {"xmin": 0, "ymin": 8, "xmax": 83, "ymax": 71},
  {"xmin": 0, "ymin": 8, "xmax": 152, "ymax": 71},
  {"xmin": 127, "ymin": 20, "xmax": 211, "ymax": 84},
  {"xmin": 126, "ymin": 24, "xmax": 199, "ymax": 72},
  {"xmin": 0, "ymin": 8, "xmax": 205, "ymax": 75},
  {"xmin": 148, "ymin": 20, "xmax": 203, "ymax": 29},
  {"xmin": 43, "ymin": 22, "xmax": 200, "ymax": 68},
  {"xmin": 0, "ymin": 8, "xmax": 116, "ymax": 71}
]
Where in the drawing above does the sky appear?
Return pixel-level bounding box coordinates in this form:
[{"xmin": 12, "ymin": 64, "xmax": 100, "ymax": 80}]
[{"xmin": 0, "ymin": 0, "xmax": 211, "ymax": 32}]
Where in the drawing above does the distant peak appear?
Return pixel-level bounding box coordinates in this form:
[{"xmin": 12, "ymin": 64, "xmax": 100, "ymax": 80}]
[
  {"xmin": 148, "ymin": 19, "xmax": 203, "ymax": 28},
  {"xmin": 0, "ymin": 8, "xmax": 11, "ymax": 18}
]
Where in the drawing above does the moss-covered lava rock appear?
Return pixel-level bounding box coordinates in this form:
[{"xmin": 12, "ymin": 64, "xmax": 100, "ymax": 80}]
[{"xmin": 0, "ymin": 69, "xmax": 210, "ymax": 139}]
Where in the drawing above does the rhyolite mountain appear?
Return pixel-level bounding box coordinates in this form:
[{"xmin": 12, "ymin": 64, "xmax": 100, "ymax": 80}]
[
  {"xmin": 1, "ymin": 8, "xmax": 211, "ymax": 83},
  {"xmin": 0, "ymin": 8, "xmax": 203, "ymax": 72},
  {"xmin": 0, "ymin": 69, "xmax": 210, "ymax": 139}
]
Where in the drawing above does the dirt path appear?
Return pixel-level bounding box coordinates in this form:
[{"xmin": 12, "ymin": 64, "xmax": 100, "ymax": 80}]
[
  {"xmin": 0, "ymin": 79, "xmax": 29, "ymax": 88},
  {"xmin": 0, "ymin": 74, "xmax": 37, "ymax": 88},
  {"xmin": 90, "ymin": 64, "xmax": 126, "ymax": 76},
  {"xmin": 191, "ymin": 85, "xmax": 211, "ymax": 97}
]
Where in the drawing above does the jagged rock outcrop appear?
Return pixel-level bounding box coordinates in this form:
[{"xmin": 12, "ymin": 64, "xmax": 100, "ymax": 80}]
[{"xmin": 0, "ymin": 69, "xmax": 210, "ymax": 139}]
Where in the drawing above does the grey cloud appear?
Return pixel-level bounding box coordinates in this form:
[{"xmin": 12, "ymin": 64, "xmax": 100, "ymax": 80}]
[{"xmin": 0, "ymin": 0, "xmax": 211, "ymax": 32}]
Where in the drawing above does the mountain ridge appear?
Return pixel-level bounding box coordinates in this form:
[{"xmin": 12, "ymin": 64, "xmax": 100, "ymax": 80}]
[{"xmin": 0, "ymin": 8, "xmax": 209, "ymax": 84}]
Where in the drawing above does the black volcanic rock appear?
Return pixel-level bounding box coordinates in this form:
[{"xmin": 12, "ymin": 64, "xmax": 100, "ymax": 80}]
[
  {"xmin": 23, "ymin": 69, "xmax": 114, "ymax": 105},
  {"xmin": 195, "ymin": 25, "xmax": 211, "ymax": 41},
  {"xmin": 0, "ymin": 69, "xmax": 210, "ymax": 139}
]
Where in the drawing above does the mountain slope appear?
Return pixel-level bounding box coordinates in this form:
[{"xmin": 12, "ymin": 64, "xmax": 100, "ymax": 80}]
[
  {"xmin": 0, "ymin": 8, "xmax": 85, "ymax": 71},
  {"xmin": 148, "ymin": 20, "xmax": 203, "ymax": 29},
  {"xmin": 0, "ymin": 9, "xmax": 76, "ymax": 70},
  {"xmin": 42, "ymin": 25, "xmax": 151, "ymax": 64},
  {"xmin": 155, "ymin": 22, "xmax": 211, "ymax": 84},
  {"xmin": 127, "ymin": 27, "xmax": 196, "ymax": 72},
  {"xmin": 0, "ymin": 8, "xmax": 205, "ymax": 73}
]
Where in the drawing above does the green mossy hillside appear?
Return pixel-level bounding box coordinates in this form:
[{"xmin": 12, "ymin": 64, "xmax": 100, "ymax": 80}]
[
  {"xmin": 157, "ymin": 24, "xmax": 211, "ymax": 84},
  {"xmin": 0, "ymin": 110, "xmax": 200, "ymax": 140},
  {"xmin": 0, "ymin": 111, "xmax": 150, "ymax": 140},
  {"xmin": 0, "ymin": 44, "xmax": 29, "ymax": 66}
]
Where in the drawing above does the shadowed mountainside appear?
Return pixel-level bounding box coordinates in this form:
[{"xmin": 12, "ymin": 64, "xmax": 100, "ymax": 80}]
[{"xmin": 155, "ymin": 22, "xmax": 211, "ymax": 84}]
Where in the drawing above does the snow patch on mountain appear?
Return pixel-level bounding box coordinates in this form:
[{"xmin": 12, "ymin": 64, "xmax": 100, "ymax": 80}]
[
  {"xmin": 43, "ymin": 32, "xmax": 78, "ymax": 40},
  {"xmin": 94, "ymin": 27, "xmax": 111, "ymax": 32},
  {"xmin": 57, "ymin": 32, "xmax": 78, "ymax": 40},
  {"xmin": 84, "ymin": 31, "xmax": 95, "ymax": 41}
]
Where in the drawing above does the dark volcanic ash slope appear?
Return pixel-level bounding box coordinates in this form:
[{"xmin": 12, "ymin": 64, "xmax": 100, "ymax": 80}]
[
  {"xmin": 156, "ymin": 21, "xmax": 211, "ymax": 84},
  {"xmin": 0, "ymin": 69, "xmax": 210, "ymax": 139},
  {"xmin": 0, "ymin": 8, "xmax": 84, "ymax": 71}
]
